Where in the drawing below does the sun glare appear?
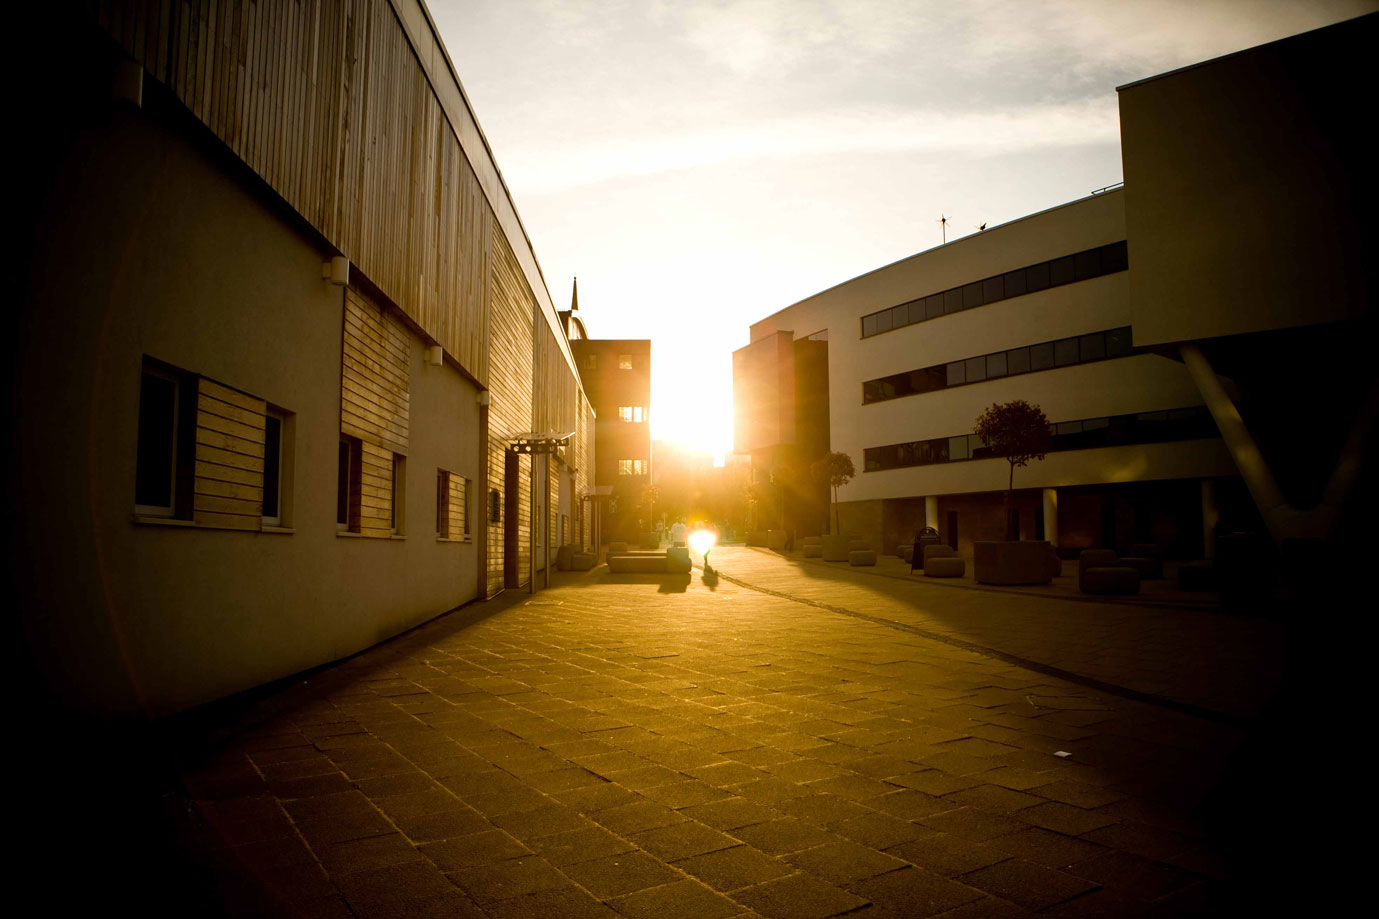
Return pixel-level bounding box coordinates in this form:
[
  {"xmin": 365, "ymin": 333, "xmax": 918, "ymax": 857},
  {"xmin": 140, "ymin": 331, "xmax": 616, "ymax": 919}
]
[{"xmin": 687, "ymin": 528, "xmax": 718, "ymax": 557}]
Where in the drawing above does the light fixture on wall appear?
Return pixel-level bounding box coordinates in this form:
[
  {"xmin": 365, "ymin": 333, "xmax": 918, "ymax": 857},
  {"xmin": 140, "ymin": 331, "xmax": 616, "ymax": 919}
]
[
  {"xmin": 426, "ymin": 345, "xmax": 443, "ymax": 366},
  {"xmin": 477, "ymin": 391, "xmax": 491, "ymax": 407},
  {"xmin": 321, "ymin": 255, "xmax": 349, "ymax": 286}
]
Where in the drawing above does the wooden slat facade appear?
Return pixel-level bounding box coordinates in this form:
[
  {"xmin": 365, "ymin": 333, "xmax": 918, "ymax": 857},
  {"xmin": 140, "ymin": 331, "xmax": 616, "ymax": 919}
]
[
  {"xmin": 193, "ymin": 378, "xmax": 267, "ymax": 530},
  {"xmin": 95, "ymin": 0, "xmax": 597, "ymax": 593}
]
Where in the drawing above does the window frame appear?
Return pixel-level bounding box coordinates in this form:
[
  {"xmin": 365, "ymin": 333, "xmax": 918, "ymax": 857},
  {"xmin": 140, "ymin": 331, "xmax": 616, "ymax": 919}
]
[{"xmin": 134, "ymin": 362, "xmax": 185, "ymax": 518}]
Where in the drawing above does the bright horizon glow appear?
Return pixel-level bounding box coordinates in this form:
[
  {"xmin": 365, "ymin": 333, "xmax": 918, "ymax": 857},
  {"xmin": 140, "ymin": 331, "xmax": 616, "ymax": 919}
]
[{"xmin": 430, "ymin": 1, "xmax": 1372, "ymax": 457}]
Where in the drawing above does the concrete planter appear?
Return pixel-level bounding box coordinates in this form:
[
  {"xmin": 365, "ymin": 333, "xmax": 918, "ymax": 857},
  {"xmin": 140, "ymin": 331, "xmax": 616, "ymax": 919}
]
[
  {"xmin": 821, "ymin": 535, "xmax": 850, "ymax": 562},
  {"xmin": 973, "ymin": 540, "xmax": 1060, "ymax": 585}
]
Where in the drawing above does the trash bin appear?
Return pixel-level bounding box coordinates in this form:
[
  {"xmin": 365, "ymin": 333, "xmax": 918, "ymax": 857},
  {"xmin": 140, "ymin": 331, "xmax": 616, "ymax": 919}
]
[{"xmin": 912, "ymin": 526, "xmax": 942, "ymax": 573}]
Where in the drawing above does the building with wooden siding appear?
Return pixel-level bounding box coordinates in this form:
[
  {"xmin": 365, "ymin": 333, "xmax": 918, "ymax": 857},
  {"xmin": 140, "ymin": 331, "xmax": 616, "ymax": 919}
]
[
  {"xmin": 11, "ymin": 1, "xmax": 596, "ymax": 719},
  {"xmin": 734, "ymin": 15, "xmax": 1374, "ymax": 563}
]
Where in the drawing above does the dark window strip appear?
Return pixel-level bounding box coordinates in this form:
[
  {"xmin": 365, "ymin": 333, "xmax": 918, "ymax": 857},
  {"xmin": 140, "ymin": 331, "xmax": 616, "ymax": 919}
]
[
  {"xmin": 859, "ymin": 240, "xmax": 1129, "ymax": 339},
  {"xmin": 862, "ymin": 406, "xmax": 1216, "ymax": 473},
  {"xmin": 862, "ymin": 326, "xmax": 1132, "ymax": 405}
]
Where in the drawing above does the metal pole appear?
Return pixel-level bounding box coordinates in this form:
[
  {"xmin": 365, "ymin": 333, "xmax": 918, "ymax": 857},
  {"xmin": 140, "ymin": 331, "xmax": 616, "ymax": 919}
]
[{"xmin": 528, "ymin": 454, "xmax": 535, "ymax": 594}]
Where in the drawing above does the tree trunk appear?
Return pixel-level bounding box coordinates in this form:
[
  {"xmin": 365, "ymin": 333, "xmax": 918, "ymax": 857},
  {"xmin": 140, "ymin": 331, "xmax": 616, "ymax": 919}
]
[
  {"xmin": 1005, "ymin": 462, "xmax": 1017, "ymax": 541},
  {"xmin": 832, "ymin": 485, "xmax": 839, "ymax": 535}
]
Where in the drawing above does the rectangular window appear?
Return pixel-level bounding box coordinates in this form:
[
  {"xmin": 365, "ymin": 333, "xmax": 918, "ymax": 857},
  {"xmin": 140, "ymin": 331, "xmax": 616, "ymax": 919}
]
[
  {"xmin": 1006, "ymin": 347, "xmax": 1030, "ymax": 375},
  {"xmin": 1002, "ymin": 269, "xmax": 1027, "ymax": 298},
  {"xmin": 338, "ymin": 435, "xmax": 362, "ymax": 531},
  {"xmin": 862, "ymin": 314, "xmax": 877, "ymax": 337},
  {"xmin": 1106, "ymin": 326, "xmax": 1132, "ymax": 357},
  {"xmin": 875, "ymin": 309, "xmax": 893, "ymax": 333},
  {"xmin": 436, "ymin": 470, "xmax": 449, "ymax": 535},
  {"xmin": 891, "ymin": 305, "xmax": 908, "ymax": 329},
  {"xmin": 1102, "ymin": 240, "xmax": 1129, "ymax": 273},
  {"xmin": 390, "ymin": 454, "xmax": 406, "ymax": 534},
  {"xmin": 1030, "ymin": 342, "xmax": 1055, "ymax": 370},
  {"xmin": 1074, "ymin": 248, "xmax": 1103, "ymax": 280},
  {"xmin": 908, "ymin": 300, "xmax": 925, "ymax": 325},
  {"xmin": 1026, "ymin": 261, "xmax": 1051, "ymax": 292},
  {"xmin": 982, "ymin": 276, "xmax": 1004, "ymax": 303},
  {"xmin": 964, "ymin": 356, "xmax": 986, "ymax": 383},
  {"xmin": 943, "ymin": 288, "xmax": 964, "ymax": 314},
  {"xmin": 464, "ymin": 478, "xmax": 474, "ymax": 536},
  {"xmin": 1049, "ymin": 255, "xmax": 1075, "ymax": 286},
  {"xmin": 925, "ymin": 294, "xmax": 945, "ymax": 320},
  {"xmin": 618, "ymin": 459, "xmax": 647, "ymax": 475},
  {"xmin": 1054, "ymin": 337, "xmax": 1080, "ymax": 366},
  {"xmin": 986, "ymin": 352, "xmax": 1007, "ymax": 378},
  {"xmin": 961, "ymin": 282, "xmax": 983, "ymax": 310},
  {"xmin": 619, "ymin": 354, "xmax": 633, "ymax": 370},
  {"xmin": 135, "ymin": 364, "xmax": 182, "ymax": 516},
  {"xmin": 1079, "ymin": 332, "xmax": 1106, "ymax": 362},
  {"xmin": 946, "ymin": 361, "xmax": 965, "ymax": 386},
  {"xmin": 262, "ymin": 410, "xmax": 284, "ymax": 526},
  {"xmin": 949, "ymin": 436, "xmax": 970, "ymax": 460},
  {"xmin": 584, "ymin": 353, "xmax": 598, "ymax": 370},
  {"xmin": 617, "ymin": 406, "xmax": 647, "ymax": 422}
]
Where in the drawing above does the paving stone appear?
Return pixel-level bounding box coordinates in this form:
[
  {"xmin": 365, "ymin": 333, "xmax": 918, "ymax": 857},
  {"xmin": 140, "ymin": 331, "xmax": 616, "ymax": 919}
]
[
  {"xmin": 490, "ymin": 802, "xmax": 591, "ymax": 839},
  {"xmin": 526, "ymin": 825, "xmax": 635, "ymax": 866},
  {"xmin": 783, "ymin": 838, "xmax": 908, "ymax": 885},
  {"xmin": 559, "ymin": 851, "xmax": 683, "ymax": 899},
  {"xmin": 1079, "ymin": 821, "xmax": 1189, "ymax": 861},
  {"xmin": 609, "ymin": 878, "xmax": 743, "ymax": 919},
  {"xmin": 393, "ymin": 807, "xmax": 491, "ymax": 842},
  {"xmin": 729, "ymin": 817, "xmax": 840, "ymax": 856},
  {"xmin": 1017, "ymin": 802, "xmax": 1120, "ymax": 837},
  {"xmin": 630, "ymin": 820, "xmax": 738, "ymax": 860},
  {"xmin": 638, "ymin": 780, "xmax": 735, "ymax": 809},
  {"xmin": 673, "ymin": 844, "xmax": 794, "ymax": 891},
  {"xmin": 730, "ymin": 776, "xmax": 812, "ymax": 805},
  {"xmin": 591, "ymin": 799, "xmax": 687, "ymax": 835},
  {"xmin": 960, "ymin": 857, "xmax": 1100, "ymax": 910},
  {"xmin": 315, "ymin": 832, "xmax": 424, "ymax": 874},
  {"xmin": 889, "ymin": 770, "xmax": 984, "ymax": 796},
  {"xmin": 551, "ymin": 780, "xmax": 644, "ymax": 813},
  {"xmin": 1067, "ymin": 850, "xmax": 1203, "ymax": 900},
  {"xmin": 733, "ymin": 872, "xmax": 870, "ymax": 919},
  {"xmin": 354, "ymin": 771, "xmax": 437, "ymax": 798},
  {"xmin": 679, "ymin": 796, "xmax": 780, "ymax": 830},
  {"xmin": 419, "ymin": 829, "xmax": 532, "ymax": 871},
  {"xmin": 943, "ymin": 784, "xmax": 1045, "ymax": 814},
  {"xmin": 845, "ymin": 865, "xmax": 984, "ymax": 917},
  {"xmin": 447, "ymin": 855, "xmax": 569, "ymax": 904},
  {"xmin": 334, "ymin": 859, "xmax": 458, "ymax": 909},
  {"xmin": 776, "ymin": 793, "xmax": 876, "ymax": 826},
  {"xmin": 349, "ymin": 891, "xmax": 487, "ymax": 919},
  {"xmin": 919, "ymin": 806, "xmax": 1029, "ymax": 843},
  {"xmin": 482, "ymin": 885, "xmax": 619, "ymax": 918},
  {"xmin": 888, "ymin": 831, "xmax": 1012, "ymax": 877}
]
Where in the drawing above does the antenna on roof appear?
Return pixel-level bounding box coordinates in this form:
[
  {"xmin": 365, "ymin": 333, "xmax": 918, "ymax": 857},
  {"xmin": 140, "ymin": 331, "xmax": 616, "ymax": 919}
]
[
  {"xmin": 937, "ymin": 213, "xmax": 951, "ymax": 244},
  {"xmin": 975, "ymin": 222, "xmax": 987, "ymax": 232}
]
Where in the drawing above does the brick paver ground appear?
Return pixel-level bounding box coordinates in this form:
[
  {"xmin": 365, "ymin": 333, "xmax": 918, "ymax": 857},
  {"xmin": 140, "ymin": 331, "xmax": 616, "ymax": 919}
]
[{"xmin": 149, "ymin": 551, "xmax": 1285, "ymax": 917}]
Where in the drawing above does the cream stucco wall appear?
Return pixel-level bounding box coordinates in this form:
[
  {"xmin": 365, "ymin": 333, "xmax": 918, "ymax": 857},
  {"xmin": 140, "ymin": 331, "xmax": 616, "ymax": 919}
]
[{"xmin": 16, "ymin": 102, "xmax": 482, "ymax": 717}]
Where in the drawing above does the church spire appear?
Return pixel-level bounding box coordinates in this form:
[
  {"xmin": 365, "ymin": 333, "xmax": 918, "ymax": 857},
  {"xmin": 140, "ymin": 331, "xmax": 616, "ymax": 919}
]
[{"xmin": 571, "ymin": 276, "xmax": 579, "ymax": 312}]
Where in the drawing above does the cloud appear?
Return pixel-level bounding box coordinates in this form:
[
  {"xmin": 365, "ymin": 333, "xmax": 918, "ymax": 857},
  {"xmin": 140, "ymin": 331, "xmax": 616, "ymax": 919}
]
[{"xmin": 499, "ymin": 98, "xmax": 1120, "ymax": 195}]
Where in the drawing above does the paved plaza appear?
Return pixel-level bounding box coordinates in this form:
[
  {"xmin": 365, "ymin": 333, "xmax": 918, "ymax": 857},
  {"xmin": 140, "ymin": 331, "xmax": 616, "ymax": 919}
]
[{"xmin": 140, "ymin": 547, "xmax": 1292, "ymax": 916}]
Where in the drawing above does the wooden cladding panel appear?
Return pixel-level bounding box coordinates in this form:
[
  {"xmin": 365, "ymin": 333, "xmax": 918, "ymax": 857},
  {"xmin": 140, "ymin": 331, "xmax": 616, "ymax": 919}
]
[
  {"xmin": 486, "ymin": 231, "xmax": 535, "ymax": 594},
  {"xmin": 194, "ymin": 378, "xmax": 266, "ymax": 530},
  {"xmin": 357, "ymin": 442, "xmax": 393, "ymax": 538},
  {"xmin": 341, "ymin": 286, "xmax": 409, "ymax": 456},
  {"xmin": 98, "ymin": 0, "xmax": 491, "ymax": 380}
]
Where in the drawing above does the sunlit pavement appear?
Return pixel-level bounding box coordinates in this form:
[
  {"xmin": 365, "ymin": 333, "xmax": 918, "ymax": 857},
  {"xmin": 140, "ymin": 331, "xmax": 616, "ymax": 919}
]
[{"xmin": 153, "ymin": 549, "xmax": 1292, "ymax": 917}]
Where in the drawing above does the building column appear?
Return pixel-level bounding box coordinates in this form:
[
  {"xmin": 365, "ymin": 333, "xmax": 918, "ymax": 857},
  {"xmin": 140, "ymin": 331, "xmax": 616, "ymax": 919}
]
[
  {"xmin": 1042, "ymin": 488, "xmax": 1059, "ymax": 547},
  {"xmin": 924, "ymin": 496, "xmax": 938, "ymax": 531},
  {"xmin": 1201, "ymin": 478, "xmax": 1219, "ymax": 559}
]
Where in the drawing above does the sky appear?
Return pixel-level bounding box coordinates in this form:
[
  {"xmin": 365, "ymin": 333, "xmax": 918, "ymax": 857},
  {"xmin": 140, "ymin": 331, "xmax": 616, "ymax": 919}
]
[{"xmin": 428, "ymin": 0, "xmax": 1375, "ymax": 459}]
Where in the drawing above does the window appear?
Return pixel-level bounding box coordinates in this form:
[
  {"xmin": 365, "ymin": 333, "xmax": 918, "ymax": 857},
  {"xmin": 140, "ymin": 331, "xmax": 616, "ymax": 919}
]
[
  {"xmin": 619, "ymin": 354, "xmax": 633, "ymax": 370},
  {"xmin": 618, "ymin": 459, "xmax": 648, "ymax": 475},
  {"xmin": 338, "ymin": 435, "xmax": 362, "ymax": 531},
  {"xmin": 262, "ymin": 409, "xmax": 285, "ymax": 526},
  {"xmin": 135, "ymin": 362, "xmax": 193, "ymax": 517},
  {"xmin": 390, "ymin": 454, "xmax": 406, "ymax": 534},
  {"xmin": 859, "ymin": 240, "xmax": 1130, "ymax": 338},
  {"xmin": 861, "ymin": 326, "xmax": 1133, "ymax": 404},
  {"xmin": 584, "ymin": 353, "xmax": 598, "ymax": 370},
  {"xmin": 618, "ymin": 406, "xmax": 647, "ymax": 423},
  {"xmin": 436, "ymin": 470, "xmax": 467, "ymax": 539},
  {"xmin": 489, "ymin": 488, "xmax": 502, "ymax": 523}
]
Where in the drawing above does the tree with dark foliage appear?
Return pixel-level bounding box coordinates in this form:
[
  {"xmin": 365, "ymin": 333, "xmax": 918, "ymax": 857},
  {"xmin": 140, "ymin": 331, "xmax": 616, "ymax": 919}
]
[{"xmin": 975, "ymin": 400, "xmax": 1052, "ymax": 540}]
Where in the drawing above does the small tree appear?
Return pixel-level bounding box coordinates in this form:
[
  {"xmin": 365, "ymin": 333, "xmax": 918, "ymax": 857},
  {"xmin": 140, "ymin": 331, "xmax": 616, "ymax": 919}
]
[
  {"xmin": 974, "ymin": 400, "xmax": 1052, "ymax": 540},
  {"xmin": 812, "ymin": 452, "xmax": 856, "ymax": 536}
]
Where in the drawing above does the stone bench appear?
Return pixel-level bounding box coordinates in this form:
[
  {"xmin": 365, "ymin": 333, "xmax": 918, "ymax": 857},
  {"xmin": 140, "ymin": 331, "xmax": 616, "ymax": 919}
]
[
  {"xmin": 803, "ymin": 544, "xmax": 823, "ymax": 558},
  {"xmin": 666, "ymin": 547, "xmax": 692, "ymax": 573},
  {"xmin": 925, "ymin": 557, "xmax": 965, "ymax": 577},
  {"xmin": 1080, "ymin": 566, "xmax": 1141, "ymax": 594},
  {"xmin": 569, "ymin": 553, "xmax": 597, "ymax": 571},
  {"xmin": 1118, "ymin": 556, "xmax": 1163, "ymax": 579},
  {"xmin": 897, "ymin": 544, "xmax": 914, "ymax": 564},
  {"xmin": 849, "ymin": 550, "xmax": 877, "ymax": 566},
  {"xmin": 607, "ymin": 554, "xmax": 669, "ymax": 573}
]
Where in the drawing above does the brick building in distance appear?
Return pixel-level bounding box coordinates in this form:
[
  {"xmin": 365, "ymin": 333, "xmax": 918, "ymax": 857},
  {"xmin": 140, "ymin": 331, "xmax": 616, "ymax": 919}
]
[{"xmin": 563, "ymin": 282, "xmax": 653, "ymax": 543}]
